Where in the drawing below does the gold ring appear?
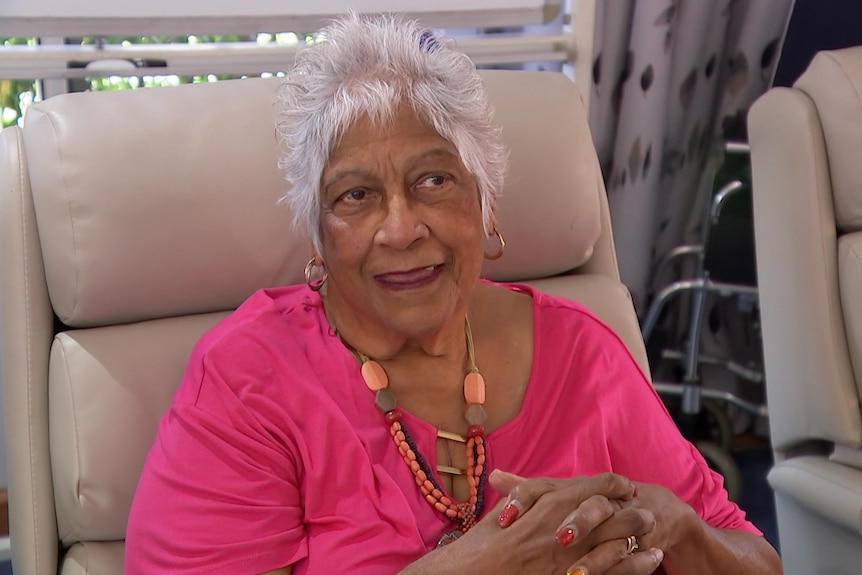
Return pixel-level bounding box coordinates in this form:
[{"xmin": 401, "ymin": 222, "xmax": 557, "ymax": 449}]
[{"xmin": 626, "ymin": 535, "xmax": 639, "ymax": 555}]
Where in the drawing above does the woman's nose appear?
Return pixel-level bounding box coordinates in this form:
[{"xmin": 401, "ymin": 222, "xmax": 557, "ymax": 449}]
[{"xmin": 375, "ymin": 193, "xmax": 428, "ymax": 250}]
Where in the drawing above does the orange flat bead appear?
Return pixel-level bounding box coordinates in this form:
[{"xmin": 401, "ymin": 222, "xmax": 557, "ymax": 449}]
[
  {"xmin": 361, "ymin": 360, "xmax": 389, "ymax": 391},
  {"xmin": 464, "ymin": 372, "xmax": 486, "ymax": 404}
]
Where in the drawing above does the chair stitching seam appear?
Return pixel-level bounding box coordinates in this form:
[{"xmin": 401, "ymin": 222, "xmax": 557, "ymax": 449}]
[
  {"xmin": 43, "ymin": 110, "xmax": 80, "ymax": 319},
  {"xmin": 17, "ymin": 126, "xmax": 43, "ymax": 574},
  {"xmin": 55, "ymin": 339, "xmax": 80, "ymax": 543}
]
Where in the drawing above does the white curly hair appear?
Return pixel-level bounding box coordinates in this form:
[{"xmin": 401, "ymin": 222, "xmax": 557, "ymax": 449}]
[{"xmin": 275, "ymin": 12, "xmax": 508, "ymax": 253}]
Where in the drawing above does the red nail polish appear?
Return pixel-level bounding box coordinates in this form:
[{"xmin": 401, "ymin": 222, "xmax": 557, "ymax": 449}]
[
  {"xmin": 556, "ymin": 526, "xmax": 576, "ymax": 547},
  {"xmin": 498, "ymin": 504, "xmax": 519, "ymax": 527}
]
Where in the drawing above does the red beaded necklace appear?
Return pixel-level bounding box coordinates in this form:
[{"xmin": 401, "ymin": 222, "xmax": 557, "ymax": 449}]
[{"xmin": 351, "ymin": 317, "xmax": 488, "ymax": 543}]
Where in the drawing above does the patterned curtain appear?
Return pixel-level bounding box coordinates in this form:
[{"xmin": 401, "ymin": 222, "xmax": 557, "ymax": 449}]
[{"xmin": 588, "ymin": 0, "xmax": 792, "ymax": 311}]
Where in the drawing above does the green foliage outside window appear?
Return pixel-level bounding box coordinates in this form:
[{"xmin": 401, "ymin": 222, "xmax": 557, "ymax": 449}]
[
  {"xmin": 1, "ymin": 38, "xmax": 38, "ymax": 128},
  {"xmin": 83, "ymin": 34, "xmax": 251, "ymax": 92}
]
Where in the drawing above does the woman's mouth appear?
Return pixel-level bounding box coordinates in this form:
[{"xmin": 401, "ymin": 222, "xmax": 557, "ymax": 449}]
[{"xmin": 375, "ymin": 265, "xmax": 443, "ymax": 290}]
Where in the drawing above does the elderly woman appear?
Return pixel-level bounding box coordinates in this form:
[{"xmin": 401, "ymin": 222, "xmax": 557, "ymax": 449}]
[{"xmin": 125, "ymin": 13, "xmax": 781, "ymax": 575}]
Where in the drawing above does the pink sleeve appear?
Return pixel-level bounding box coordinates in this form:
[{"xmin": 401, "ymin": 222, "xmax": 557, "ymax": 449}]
[
  {"xmin": 588, "ymin": 321, "xmax": 762, "ymax": 536},
  {"xmin": 125, "ymin": 349, "xmax": 308, "ymax": 574}
]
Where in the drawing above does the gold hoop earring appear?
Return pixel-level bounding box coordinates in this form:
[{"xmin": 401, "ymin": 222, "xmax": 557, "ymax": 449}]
[
  {"xmin": 484, "ymin": 229, "xmax": 505, "ymax": 260},
  {"xmin": 304, "ymin": 258, "xmax": 328, "ymax": 292}
]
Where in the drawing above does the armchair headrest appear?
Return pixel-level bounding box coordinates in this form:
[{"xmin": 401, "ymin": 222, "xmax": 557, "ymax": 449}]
[
  {"xmin": 480, "ymin": 70, "xmax": 601, "ymax": 282},
  {"xmin": 795, "ymin": 47, "xmax": 862, "ymax": 233},
  {"xmin": 24, "ymin": 71, "xmax": 601, "ymax": 327},
  {"xmin": 25, "ymin": 77, "xmax": 302, "ymax": 327}
]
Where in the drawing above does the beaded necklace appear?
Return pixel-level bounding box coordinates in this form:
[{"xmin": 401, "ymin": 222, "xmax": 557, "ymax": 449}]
[{"xmin": 350, "ymin": 317, "xmax": 488, "ymax": 545}]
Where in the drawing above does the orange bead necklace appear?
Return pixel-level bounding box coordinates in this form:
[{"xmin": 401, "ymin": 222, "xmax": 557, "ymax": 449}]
[{"xmin": 351, "ymin": 317, "xmax": 488, "ymax": 544}]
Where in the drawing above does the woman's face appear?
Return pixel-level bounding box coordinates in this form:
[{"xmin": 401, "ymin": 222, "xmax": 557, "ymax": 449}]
[{"xmin": 319, "ymin": 106, "xmax": 485, "ymax": 343}]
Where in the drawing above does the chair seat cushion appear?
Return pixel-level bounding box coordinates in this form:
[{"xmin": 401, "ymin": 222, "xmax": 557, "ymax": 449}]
[
  {"xmin": 60, "ymin": 541, "xmax": 124, "ymax": 575},
  {"xmin": 839, "ymin": 233, "xmax": 862, "ymax": 396},
  {"xmin": 50, "ymin": 312, "xmax": 228, "ymax": 546},
  {"xmin": 768, "ymin": 455, "xmax": 862, "ymax": 536}
]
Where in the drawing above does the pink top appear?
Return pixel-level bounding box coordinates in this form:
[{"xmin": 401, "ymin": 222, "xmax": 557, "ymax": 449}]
[{"xmin": 125, "ymin": 283, "xmax": 760, "ymax": 574}]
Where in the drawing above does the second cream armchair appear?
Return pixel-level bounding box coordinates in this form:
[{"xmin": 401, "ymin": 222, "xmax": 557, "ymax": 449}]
[{"xmin": 750, "ymin": 46, "xmax": 862, "ymax": 574}]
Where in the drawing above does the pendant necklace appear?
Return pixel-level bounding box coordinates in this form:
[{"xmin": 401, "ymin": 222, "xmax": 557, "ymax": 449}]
[{"xmin": 349, "ymin": 317, "xmax": 488, "ymax": 547}]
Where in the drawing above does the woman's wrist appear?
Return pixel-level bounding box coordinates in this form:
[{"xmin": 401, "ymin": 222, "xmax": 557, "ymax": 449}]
[
  {"xmin": 397, "ymin": 523, "xmax": 505, "ymax": 575},
  {"xmin": 660, "ymin": 513, "xmax": 781, "ymax": 575},
  {"xmin": 657, "ymin": 500, "xmax": 707, "ymax": 572}
]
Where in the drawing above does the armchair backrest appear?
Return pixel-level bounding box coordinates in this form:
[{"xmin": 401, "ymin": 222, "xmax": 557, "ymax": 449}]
[
  {"xmin": 749, "ymin": 47, "xmax": 862, "ymax": 455},
  {"xmin": 0, "ymin": 70, "xmax": 646, "ymax": 574}
]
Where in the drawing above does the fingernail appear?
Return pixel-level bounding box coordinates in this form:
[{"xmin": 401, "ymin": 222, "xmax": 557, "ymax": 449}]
[
  {"xmin": 654, "ymin": 548, "xmax": 664, "ymax": 563},
  {"xmin": 555, "ymin": 525, "xmax": 577, "ymax": 547},
  {"xmin": 632, "ymin": 484, "xmax": 638, "ymax": 498},
  {"xmin": 498, "ymin": 503, "xmax": 520, "ymax": 527},
  {"xmin": 566, "ymin": 568, "xmax": 586, "ymax": 575}
]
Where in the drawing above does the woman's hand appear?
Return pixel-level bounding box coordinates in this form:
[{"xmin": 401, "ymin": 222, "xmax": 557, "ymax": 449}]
[
  {"xmin": 554, "ymin": 481, "xmax": 700, "ymax": 575},
  {"xmin": 623, "ymin": 482, "xmax": 700, "ymax": 556},
  {"xmin": 400, "ymin": 471, "xmax": 663, "ymax": 575},
  {"xmin": 483, "ymin": 470, "xmax": 664, "ymax": 575}
]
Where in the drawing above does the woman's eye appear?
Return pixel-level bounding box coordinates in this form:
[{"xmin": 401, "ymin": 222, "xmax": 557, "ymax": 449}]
[
  {"xmin": 418, "ymin": 174, "xmax": 447, "ymax": 188},
  {"xmin": 341, "ymin": 189, "xmax": 367, "ymax": 202}
]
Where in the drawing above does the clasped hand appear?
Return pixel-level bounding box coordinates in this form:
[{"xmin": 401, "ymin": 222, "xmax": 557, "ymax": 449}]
[{"xmin": 456, "ymin": 470, "xmax": 679, "ymax": 574}]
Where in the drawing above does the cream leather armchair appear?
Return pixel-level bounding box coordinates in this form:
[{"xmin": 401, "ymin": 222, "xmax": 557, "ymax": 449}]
[
  {"xmin": 749, "ymin": 46, "xmax": 862, "ymax": 573},
  {"xmin": 0, "ymin": 70, "xmax": 646, "ymax": 574}
]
